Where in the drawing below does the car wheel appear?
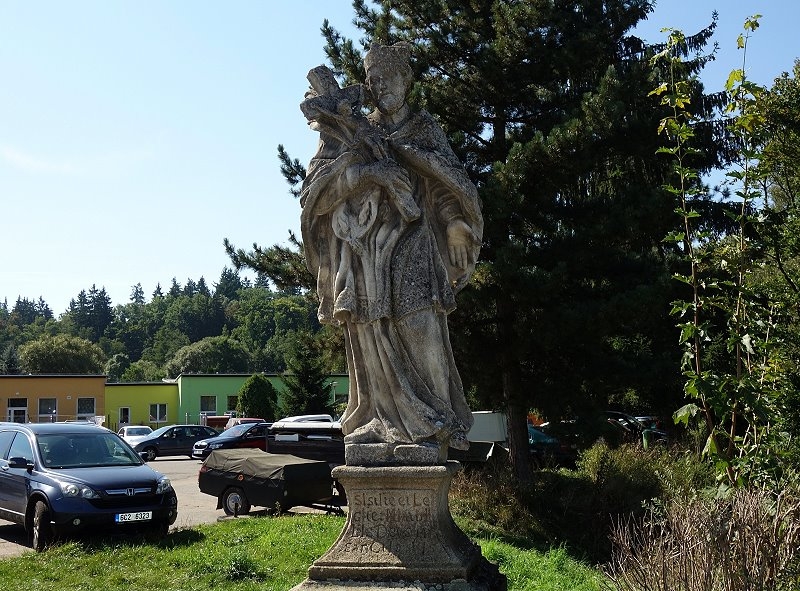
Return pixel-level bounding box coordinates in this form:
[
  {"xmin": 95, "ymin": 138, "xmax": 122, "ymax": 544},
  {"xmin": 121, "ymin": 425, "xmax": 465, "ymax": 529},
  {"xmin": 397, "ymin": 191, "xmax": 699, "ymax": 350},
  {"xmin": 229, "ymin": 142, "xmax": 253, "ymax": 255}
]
[
  {"xmin": 143, "ymin": 447, "xmax": 157, "ymax": 461},
  {"xmin": 222, "ymin": 487, "xmax": 250, "ymax": 516},
  {"xmin": 31, "ymin": 500, "xmax": 54, "ymax": 552}
]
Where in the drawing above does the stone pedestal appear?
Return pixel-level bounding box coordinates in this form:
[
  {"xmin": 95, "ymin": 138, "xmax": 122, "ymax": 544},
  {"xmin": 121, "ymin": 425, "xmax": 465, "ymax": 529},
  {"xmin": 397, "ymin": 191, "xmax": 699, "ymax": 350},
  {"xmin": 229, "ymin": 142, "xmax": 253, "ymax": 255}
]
[{"xmin": 290, "ymin": 462, "xmax": 506, "ymax": 591}]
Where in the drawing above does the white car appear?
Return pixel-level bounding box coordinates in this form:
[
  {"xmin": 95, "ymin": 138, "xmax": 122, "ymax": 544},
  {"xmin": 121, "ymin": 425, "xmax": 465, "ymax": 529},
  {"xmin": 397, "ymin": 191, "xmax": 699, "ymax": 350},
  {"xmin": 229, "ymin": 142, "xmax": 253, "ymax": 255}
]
[
  {"xmin": 118, "ymin": 425, "xmax": 154, "ymax": 446},
  {"xmin": 275, "ymin": 414, "xmax": 334, "ymax": 424}
]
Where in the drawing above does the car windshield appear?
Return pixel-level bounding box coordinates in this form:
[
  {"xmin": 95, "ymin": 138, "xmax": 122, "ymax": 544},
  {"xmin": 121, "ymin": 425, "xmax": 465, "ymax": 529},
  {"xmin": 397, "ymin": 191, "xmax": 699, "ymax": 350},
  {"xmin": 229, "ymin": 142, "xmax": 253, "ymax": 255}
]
[
  {"xmin": 38, "ymin": 433, "xmax": 144, "ymax": 468},
  {"xmin": 223, "ymin": 424, "xmax": 253, "ymax": 437},
  {"xmin": 125, "ymin": 427, "xmax": 152, "ymax": 436}
]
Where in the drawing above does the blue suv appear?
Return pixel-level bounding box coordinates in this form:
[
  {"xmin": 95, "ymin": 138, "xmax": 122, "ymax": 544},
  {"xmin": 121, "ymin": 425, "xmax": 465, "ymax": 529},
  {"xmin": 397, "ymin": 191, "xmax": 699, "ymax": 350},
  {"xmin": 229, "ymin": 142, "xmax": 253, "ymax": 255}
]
[{"xmin": 0, "ymin": 422, "xmax": 177, "ymax": 551}]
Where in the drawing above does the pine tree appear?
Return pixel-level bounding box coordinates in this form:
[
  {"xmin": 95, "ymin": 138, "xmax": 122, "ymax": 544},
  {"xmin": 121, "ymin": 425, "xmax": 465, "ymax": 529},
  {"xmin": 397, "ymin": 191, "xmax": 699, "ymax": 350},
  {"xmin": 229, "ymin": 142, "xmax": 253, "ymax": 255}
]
[
  {"xmin": 89, "ymin": 285, "xmax": 114, "ymax": 340},
  {"xmin": 280, "ymin": 332, "xmax": 333, "ymax": 417},
  {"xmin": 168, "ymin": 278, "xmax": 182, "ymax": 298},
  {"xmin": 213, "ymin": 267, "xmax": 245, "ymax": 300},
  {"xmin": 1, "ymin": 344, "xmax": 20, "ymax": 375},
  {"xmin": 131, "ymin": 283, "xmax": 146, "ymax": 305},
  {"xmin": 197, "ymin": 276, "xmax": 211, "ymax": 297},
  {"xmin": 184, "ymin": 278, "xmax": 198, "ymax": 297}
]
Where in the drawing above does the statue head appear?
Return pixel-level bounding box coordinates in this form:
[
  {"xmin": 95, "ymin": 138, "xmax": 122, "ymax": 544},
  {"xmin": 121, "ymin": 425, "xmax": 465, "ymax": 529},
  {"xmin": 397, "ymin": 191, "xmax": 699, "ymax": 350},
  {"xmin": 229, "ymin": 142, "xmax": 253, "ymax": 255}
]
[{"xmin": 364, "ymin": 42, "xmax": 413, "ymax": 116}]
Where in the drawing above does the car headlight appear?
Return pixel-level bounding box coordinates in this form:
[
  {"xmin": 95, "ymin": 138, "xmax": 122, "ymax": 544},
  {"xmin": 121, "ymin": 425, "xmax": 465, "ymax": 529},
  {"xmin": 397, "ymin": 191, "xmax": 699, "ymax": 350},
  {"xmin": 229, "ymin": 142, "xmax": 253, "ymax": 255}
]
[
  {"xmin": 208, "ymin": 442, "xmax": 223, "ymax": 449},
  {"xmin": 59, "ymin": 481, "xmax": 99, "ymax": 499},
  {"xmin": 156, "ymin": 477, "xmax": 172, "ymax": 494}
]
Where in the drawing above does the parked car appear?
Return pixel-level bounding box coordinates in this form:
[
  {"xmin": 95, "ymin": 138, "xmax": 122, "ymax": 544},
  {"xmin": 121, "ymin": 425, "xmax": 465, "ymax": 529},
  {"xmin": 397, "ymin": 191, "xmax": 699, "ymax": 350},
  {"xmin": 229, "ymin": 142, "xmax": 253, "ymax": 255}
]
[
  {"xmin": 0, "ymin": 422, "xmax": 177, "ymax": 551},
  {"xmin": 267, "ymin": 420, "xmax": 345, "ymax": 468},
  {"xmin": 132, "ymin": 424, "xmax": 219, "ymax": 460},
  {"xmin": 528, "ymin": 425, "xmax": 577, "ymax": 468},
  {"xmin": 198, "ymin": 448, "xmax": 337, "ymax": 515},
  {"xmin": 117, "ymin": 425, "xmax": 154, "ymax": 446},
  {"xmin": 604, "ymin": 411, "xmax": 668, "ymax": 446},
  {"xmin": 223, "ymin": 417, "xmax": 265, "ymax": 430},
  {"xmin": 274, "ymin": 414, "xmax": 335, "ymax": 424},
  {"xmin": 192, "ymin": 422, "xmax": 271, "ymax": 460}
]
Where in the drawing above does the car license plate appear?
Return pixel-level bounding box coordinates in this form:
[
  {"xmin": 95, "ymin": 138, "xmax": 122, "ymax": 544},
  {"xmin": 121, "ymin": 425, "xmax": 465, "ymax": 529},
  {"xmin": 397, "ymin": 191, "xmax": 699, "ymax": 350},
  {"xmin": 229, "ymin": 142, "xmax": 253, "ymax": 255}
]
[{"xmin": 115, "ymin": 511, "xmax": 152, "ymax": 523}]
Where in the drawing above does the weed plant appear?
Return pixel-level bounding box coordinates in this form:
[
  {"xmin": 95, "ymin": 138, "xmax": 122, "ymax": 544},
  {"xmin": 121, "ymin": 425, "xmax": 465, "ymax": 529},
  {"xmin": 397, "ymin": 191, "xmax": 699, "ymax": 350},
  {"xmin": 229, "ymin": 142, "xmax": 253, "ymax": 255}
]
[{"xmin": 604, "ymin": 483, "xmax": 800, "ymax": 591}]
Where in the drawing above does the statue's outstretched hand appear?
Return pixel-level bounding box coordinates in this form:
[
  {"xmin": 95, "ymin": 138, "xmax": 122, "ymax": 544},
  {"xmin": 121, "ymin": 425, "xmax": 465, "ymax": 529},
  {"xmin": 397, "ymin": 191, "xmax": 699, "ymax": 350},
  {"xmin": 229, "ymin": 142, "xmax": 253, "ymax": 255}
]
[{"xmin": 446, "ymin": 220, "xmax": 477, "ymax": 270}]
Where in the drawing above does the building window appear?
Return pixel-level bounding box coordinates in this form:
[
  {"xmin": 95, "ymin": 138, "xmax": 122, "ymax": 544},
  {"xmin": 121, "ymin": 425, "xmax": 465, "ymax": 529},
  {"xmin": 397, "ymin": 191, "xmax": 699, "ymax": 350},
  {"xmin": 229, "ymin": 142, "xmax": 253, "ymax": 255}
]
[
  {"xmin": 76, "ymin": 397, "xmax": 96, "ymax": 419},
  {"xmin": 119, "ymin": 407, "xmax": 131, "ymax": 425},
  {"xmin": 7, "ymin": 398, "xmax": 28, "ymax": 423},
  {"xmin": 200, "ymin": 396, "xmax": 217, "ymax": 414},
  {"xmin": 227, "ymin": 396, "xmax": 239, "ymax": 412},
  {"xmin": 38, "ymin": 398, "xmax": 58, "ymax": 423},
  {"xmin": 150, "ymin": 403, "xmax": 167, "ymax": 424}
]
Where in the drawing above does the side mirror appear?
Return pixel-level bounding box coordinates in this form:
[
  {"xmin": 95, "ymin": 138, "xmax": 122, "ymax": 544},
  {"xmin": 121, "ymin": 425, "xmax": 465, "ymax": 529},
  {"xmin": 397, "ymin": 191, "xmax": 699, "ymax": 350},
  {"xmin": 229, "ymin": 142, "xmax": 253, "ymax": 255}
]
[
  {"xmin": 139, "ymin": 452, "xmax": 150, "ymax": 462},
  {"xmin": 8, "ymin": 457, "xmax": 33, "ymax": 470}
]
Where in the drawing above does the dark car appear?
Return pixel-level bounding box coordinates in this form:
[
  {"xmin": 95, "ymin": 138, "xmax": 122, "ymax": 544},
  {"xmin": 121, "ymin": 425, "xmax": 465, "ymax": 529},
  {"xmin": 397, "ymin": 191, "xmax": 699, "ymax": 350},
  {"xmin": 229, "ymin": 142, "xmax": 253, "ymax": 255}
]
[
  {"xmin": 528, "ymin": 425, "xmax": 577, "ymax": 468},
  {"xmin": 604, "ymin": 411, "xmax": 668, "ymax": 446},
  {"xmin": 266, "ymin": 419, "xmax": 345, "ymax": 468},
  {"xmin": 0, "ymin": 422, "xmax": 177, "ymax": 551},
  {"xmin": 133, "ymin": 424, "xmax": 219, "ymax": 461},
  {"xmin": 191, "ymin": 422, "xmax": 271, "ymax": 460}
]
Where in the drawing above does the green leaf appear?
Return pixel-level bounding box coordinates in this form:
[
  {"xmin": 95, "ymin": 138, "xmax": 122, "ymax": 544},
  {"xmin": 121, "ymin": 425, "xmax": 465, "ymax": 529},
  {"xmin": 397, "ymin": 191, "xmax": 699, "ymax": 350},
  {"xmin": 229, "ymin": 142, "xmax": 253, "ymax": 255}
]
[
  {"xmin": 725, "ymin": 68, "xmax": 744, "ymax": 91},
  {"xmin": 674, "ymin": 403, "xmax": 699, "ymax": 426},
  {"xmin": 663, "ymin": 231, "xmax": 685, "ymax": 243},
  {"xmin": 703, "ymin": 434, "xmax": 718, "ymax": 457},
  {"xmin": 741, "ymin": 334, "xmax": 755, "ymax": 355}
]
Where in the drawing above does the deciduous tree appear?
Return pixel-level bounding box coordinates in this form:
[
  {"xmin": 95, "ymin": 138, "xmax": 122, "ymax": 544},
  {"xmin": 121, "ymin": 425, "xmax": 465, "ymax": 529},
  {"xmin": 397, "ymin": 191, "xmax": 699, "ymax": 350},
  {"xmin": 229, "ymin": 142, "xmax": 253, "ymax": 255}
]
[
  {"xmin": 237, "ymin": 373, "xmax": 279, "ymax": 421},
  {"xmin": 18, "ymin": 334, "xmax": 105, "ymax": 374}
]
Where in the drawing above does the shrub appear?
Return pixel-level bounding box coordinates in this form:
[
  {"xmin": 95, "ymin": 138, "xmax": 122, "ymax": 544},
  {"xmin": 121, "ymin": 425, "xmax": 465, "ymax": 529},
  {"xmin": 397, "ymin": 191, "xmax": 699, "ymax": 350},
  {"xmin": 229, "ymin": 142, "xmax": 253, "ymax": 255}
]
[
  {"xmin": 604, "ymin": 484, "xmax": 800, "ymax": 591},
  {"xmin": 449, "ymin": 441, "xmax": 715, "ymax": 562}
]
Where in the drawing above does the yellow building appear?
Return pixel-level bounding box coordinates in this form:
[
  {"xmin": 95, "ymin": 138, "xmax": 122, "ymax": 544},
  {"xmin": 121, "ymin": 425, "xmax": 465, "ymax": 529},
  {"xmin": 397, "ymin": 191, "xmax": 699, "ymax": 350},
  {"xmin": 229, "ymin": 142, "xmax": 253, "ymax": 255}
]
[
  {"xmin": 0, "ymin": 375, "xmax": 106, "ymax": 424},
  {"xmin": 104, "ymin": 382, "xmax": 179, "ymax": 431}
]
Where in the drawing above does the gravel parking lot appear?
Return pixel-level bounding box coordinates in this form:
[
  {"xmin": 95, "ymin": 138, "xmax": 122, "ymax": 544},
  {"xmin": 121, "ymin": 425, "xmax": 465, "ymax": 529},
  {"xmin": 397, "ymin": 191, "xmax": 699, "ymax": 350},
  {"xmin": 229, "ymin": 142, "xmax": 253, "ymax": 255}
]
[{"xmin": 0, "ymin": 457, "xmax": 227, "ymax": 559}]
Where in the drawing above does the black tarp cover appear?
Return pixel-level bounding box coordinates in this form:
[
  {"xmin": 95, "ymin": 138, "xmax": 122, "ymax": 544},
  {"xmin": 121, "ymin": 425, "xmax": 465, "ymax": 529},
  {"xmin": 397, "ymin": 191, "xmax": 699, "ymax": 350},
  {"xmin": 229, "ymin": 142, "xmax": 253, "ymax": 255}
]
[{"xmin": 203, "ymin": 448, "xmax": 331, "ymax": 482}]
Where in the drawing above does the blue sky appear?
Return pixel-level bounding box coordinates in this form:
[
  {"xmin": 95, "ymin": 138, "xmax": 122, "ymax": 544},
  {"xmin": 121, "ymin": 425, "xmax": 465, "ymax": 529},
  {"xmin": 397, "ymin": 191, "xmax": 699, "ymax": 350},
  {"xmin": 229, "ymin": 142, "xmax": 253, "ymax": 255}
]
[{"xmin": 2, "ymin": 1, "xmax": 797, "ymax": 314}]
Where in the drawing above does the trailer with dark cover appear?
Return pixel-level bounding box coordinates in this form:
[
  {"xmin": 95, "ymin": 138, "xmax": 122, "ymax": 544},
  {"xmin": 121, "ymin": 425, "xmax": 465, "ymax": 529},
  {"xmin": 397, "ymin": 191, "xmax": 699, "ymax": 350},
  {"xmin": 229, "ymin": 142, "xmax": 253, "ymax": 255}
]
[{"xmin": 198, "ymin": 448, "xmax": 336, "ymax": 515}]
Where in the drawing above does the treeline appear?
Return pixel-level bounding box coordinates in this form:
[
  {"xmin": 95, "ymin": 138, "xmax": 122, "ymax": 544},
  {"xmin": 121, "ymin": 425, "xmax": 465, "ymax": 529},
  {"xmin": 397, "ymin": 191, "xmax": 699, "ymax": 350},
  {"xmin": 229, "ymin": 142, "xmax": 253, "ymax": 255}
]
[{"xmin": 0, "ymin": 267, "xmax": 344, "ymax": 383}]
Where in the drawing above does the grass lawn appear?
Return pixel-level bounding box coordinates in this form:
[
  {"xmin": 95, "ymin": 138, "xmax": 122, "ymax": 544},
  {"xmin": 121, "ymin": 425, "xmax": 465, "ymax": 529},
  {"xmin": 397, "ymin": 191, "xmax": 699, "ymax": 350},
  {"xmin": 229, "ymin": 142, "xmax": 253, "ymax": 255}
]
[{"xmin": 0, "ymin": 514, "xmax": 605, "ymax": 591}]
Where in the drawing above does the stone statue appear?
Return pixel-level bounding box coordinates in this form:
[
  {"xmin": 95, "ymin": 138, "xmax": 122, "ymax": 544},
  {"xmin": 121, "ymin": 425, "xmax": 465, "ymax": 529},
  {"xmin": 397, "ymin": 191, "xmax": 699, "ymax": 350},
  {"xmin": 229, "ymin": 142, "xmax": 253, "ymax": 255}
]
[{"xmin": 300, "ymin": 42, "xmax": 483, "ymax": 463}]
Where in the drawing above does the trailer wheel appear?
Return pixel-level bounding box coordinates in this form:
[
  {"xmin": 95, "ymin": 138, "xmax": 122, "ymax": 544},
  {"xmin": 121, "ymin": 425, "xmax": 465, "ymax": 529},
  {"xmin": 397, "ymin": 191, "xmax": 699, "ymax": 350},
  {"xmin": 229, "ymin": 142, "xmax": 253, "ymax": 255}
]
[{"xmin": 222, "ymin": 487, "xmax": 251, "ymax": 516}]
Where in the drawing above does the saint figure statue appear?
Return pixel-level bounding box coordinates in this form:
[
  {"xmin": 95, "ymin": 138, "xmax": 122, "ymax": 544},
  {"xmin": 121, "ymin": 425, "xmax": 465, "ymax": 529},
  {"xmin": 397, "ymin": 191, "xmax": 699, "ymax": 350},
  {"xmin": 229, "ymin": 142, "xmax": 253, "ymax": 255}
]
[{"xmin": 299, "ymin": 42, "xmax": 482, "ymax": 461}]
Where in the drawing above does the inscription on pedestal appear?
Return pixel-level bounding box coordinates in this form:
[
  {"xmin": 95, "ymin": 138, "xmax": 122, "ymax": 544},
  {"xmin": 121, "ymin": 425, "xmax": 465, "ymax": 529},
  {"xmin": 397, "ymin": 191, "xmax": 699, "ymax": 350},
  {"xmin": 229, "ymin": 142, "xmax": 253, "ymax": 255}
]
[
  {"xmin": 299, "ymin": 464, "xmax": 505, "ymax": 589},
  {"xmin": 344, "ymin": 489, "xmax": 435, "ymax": 561}
]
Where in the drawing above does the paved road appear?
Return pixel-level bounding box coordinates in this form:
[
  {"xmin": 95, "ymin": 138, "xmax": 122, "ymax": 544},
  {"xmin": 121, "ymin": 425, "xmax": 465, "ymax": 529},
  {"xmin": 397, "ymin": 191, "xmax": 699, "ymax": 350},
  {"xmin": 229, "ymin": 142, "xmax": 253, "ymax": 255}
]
[{"xmin": 0, "ymin": 457, "xmax": 227, "ymax": 559}]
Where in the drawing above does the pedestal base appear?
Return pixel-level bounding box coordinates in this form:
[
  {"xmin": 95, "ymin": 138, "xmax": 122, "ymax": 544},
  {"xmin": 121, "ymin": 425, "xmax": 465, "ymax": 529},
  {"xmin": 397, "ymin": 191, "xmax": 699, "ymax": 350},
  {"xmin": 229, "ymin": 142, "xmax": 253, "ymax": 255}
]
[{"xmin": 291, "ymin": 462, "xmax": 506, "ymax": 591}]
